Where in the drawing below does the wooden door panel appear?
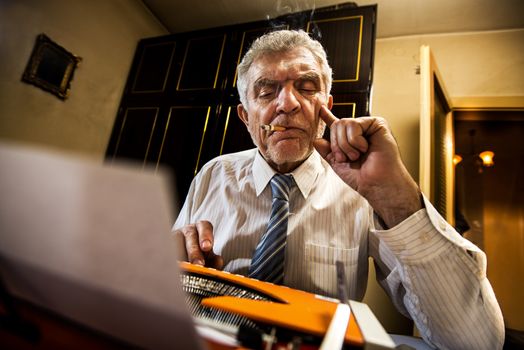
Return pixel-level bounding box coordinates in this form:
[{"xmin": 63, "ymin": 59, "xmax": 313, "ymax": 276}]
[
  {"xmin": 213, "ymin": 104, "xmax": 254, "ymax": 156},
  {"xmin": 308, "ymin": 5, "xmax": 375, "ymax": 94},
  {"xmin": 309, "ymin": 16, "xmax": 362, "ymax": 81},
  {"xmin": 157, "ymin": 106, "xmax": 214, "ymax": 199},
  {"xmin": 331, "ymin": 92, "xmax": 369, "ymax": 118},
  {"xmin": 176, "ymin": 35, "xmax": 227, "ymax": 91},
  {"xmin": 131, "ymin": 42, "xmax": 176, "ymax": 93},
  {"xmin": 332, "ymin": 102, "xmax": 357, "ymax": 119},
  {"xmin": 109, "ymin": 107, "xmax": 158, "ymax": 165}
]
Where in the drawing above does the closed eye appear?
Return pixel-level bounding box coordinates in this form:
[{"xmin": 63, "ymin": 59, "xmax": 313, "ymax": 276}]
[
  {"xmin": 254, "ymin": 79, "xmax": 278, "ymax": 100},
  {"xmin": 296, "ymin": 76, "xmax": 320, "ymax": 95},
  {"xmin": 259, "ymin": 88, "xmax": 276, "ymax": 98},
  {"xmin": 299, "ymin": 88, "xmax": 317, "ymax": 94}
]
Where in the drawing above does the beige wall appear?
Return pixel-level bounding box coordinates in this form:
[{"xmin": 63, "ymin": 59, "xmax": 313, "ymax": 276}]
[
  {"xmin": 372, "ymin": 29, "xmax": 524, "ymax": 179},
  {"xmin": 0, "ymin": 0, "xmax": 168, "ymax": 160},
  {"xmin": 363, "ymin": 28, "xmax": 524, "ymax": 332}
]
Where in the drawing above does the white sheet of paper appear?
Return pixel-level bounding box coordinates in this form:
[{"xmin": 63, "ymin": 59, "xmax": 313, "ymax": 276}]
[{"xmin": 0, "ymin": 142, "xmax": 205, "ymax": 350}]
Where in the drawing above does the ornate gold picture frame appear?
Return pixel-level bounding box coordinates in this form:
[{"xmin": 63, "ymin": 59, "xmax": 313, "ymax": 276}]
[{"xmin": 22, "ymin": 34, "xmax": 81, "ymax": 100}]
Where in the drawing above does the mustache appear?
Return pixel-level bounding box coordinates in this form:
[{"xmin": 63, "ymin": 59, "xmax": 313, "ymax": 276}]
[{"xmin": 270, "ymin": 110, "xmax": 301, "ymax": 127}]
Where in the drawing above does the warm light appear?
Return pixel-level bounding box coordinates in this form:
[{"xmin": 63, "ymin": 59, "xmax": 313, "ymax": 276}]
[
  {"xmin": 453, "ymin": 154, "xmax": 463, "ymax": 166},
  {"xmin": 479, "ymin": 151, "xmax": 495, "ymax": 167}
]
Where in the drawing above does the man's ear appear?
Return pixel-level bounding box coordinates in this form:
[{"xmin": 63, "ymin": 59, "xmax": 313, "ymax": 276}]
[{"xmin": 237, "ymin": 104, "xmax": 249, "ymax": 127}]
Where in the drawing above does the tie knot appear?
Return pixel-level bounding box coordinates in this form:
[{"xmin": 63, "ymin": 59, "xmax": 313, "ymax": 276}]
[{"xmin": 270, "ymin": 174, "xmax": 294, "ymax": 201}]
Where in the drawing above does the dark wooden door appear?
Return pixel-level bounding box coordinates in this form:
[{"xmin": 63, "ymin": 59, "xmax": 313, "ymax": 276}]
[{"xmin": 105, "ymin": 3, "xmax": 376, "ymax": 203}]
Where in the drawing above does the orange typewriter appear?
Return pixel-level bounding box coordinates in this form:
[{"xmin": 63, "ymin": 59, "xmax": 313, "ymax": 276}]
[{"xmin": 179, "ymin": 262, "xmax": 394, "ymax": 350}]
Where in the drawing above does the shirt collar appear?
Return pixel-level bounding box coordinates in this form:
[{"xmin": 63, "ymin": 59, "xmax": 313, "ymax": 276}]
[{"xmin": 252, "ymin": 150, "xmax": 324, "ymax": 199}]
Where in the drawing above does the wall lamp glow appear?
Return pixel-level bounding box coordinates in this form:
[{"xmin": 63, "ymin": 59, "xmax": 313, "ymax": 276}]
[{"xmin": 479, "ymin": 151, "xmax": 495, "ymax": 167}]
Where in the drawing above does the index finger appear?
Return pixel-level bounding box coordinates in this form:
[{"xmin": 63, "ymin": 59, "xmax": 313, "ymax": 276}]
[
  {"xmin": 319, "ymin": 105, "xmax": 339, "ymax": 128},
  {"xmin": 196, "ymin": 220, "xmax": 214, "ymax": 252},
  {"xmin": 176, "ymin": 224, "xmax": 205, "ymax": 265}
]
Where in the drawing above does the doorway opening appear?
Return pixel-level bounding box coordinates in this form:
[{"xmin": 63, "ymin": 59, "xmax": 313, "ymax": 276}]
[{"xmin": 454, "ymin": 109, "xmax": 524, "ymax": 341}]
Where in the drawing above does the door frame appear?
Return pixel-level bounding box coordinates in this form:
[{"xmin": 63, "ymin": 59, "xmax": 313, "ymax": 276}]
[{"xmin": 419, "ymin": 45, "xmax": 454, "ymax": 224}]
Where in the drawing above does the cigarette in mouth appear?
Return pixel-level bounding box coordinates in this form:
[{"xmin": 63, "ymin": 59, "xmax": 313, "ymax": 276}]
[{"xmin": 260, "ymin": 124, "xmax": 286, "ymax": 132}]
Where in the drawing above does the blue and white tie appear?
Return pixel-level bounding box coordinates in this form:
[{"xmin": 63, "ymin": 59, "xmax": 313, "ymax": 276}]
[{"xmin": 249, "ymin": 174, "xmax": 294, "ymax": 284}]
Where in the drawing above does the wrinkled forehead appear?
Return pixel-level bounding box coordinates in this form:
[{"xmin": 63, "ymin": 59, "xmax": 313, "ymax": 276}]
[{"xmin": 247, "ymin": 47, "xmax": 323, "ymax": 86}]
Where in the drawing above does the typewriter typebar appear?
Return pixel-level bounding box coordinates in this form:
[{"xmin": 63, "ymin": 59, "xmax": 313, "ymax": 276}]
[{"xmin": 179, "ymin": 262, "xmax": 365, "ymax": 349}]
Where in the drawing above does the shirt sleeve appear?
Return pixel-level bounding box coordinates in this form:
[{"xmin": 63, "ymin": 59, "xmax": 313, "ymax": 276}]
[
  {"xmin": 172, "ymin": 170, "xmax": 201, "ymax": 231},
  {"xmin": 172, "ymin": 160, "xmax": 217, "ymax": 231},
  {"xmin": 369, "ymin": 195, "xmax": 505, "ymax": 350}
]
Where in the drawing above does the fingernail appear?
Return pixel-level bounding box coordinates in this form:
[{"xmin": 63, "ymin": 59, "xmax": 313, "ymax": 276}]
[
  {"xmin": 193, "ymin": 259, "xmax": 205, "ymax": 266},
  {"xmin": 349, "ymin": 150, "xmax": 359, "ymax": 161},
  {"xmin": 201, "ymin": 240, "xmax": 212, "ymax": 250}
]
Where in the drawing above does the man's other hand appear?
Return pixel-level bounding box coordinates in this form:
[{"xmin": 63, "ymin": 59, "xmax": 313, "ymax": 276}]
[{"xmin": 173, "ymin": 220, "xmax": 224, "ymax": 269}]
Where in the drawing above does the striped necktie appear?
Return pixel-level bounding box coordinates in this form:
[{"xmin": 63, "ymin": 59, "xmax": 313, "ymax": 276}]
[{"xmin": 249, "ymin": 174, "xmax": 294, "ymax": 284}]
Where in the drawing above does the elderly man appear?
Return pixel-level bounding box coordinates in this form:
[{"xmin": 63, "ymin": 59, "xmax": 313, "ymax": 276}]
[{"xmin": 173, "ymin": 30, "xmax": 504, "ymax": 349}]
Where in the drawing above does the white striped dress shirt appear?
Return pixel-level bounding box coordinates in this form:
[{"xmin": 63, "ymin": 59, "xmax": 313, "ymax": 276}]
[{"xmin": 174, "ymin": 148, "xmax": 504, "ymax": 350}]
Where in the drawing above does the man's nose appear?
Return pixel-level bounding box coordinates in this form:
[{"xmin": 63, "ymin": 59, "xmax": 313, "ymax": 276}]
[{"xmin": 276, "ymin": 86, "xmax": 300, "ymax": 115}]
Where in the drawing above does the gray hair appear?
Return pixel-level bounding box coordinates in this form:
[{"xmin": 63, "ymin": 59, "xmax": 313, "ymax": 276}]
[{"xmin": 236, "ymin": 30, "xmax": 333, "ymax": 107}]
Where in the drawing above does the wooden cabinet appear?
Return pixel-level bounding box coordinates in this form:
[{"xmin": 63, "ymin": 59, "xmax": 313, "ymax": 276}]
[{"xmin": 105, "ymin": 3, "xmax": 376, "ymax": 201}]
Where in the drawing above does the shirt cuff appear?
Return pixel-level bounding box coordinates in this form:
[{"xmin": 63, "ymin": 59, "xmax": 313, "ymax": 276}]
[{"xmin": 372, "ymin": 208, "xmax": 447, "ymax": 260}]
